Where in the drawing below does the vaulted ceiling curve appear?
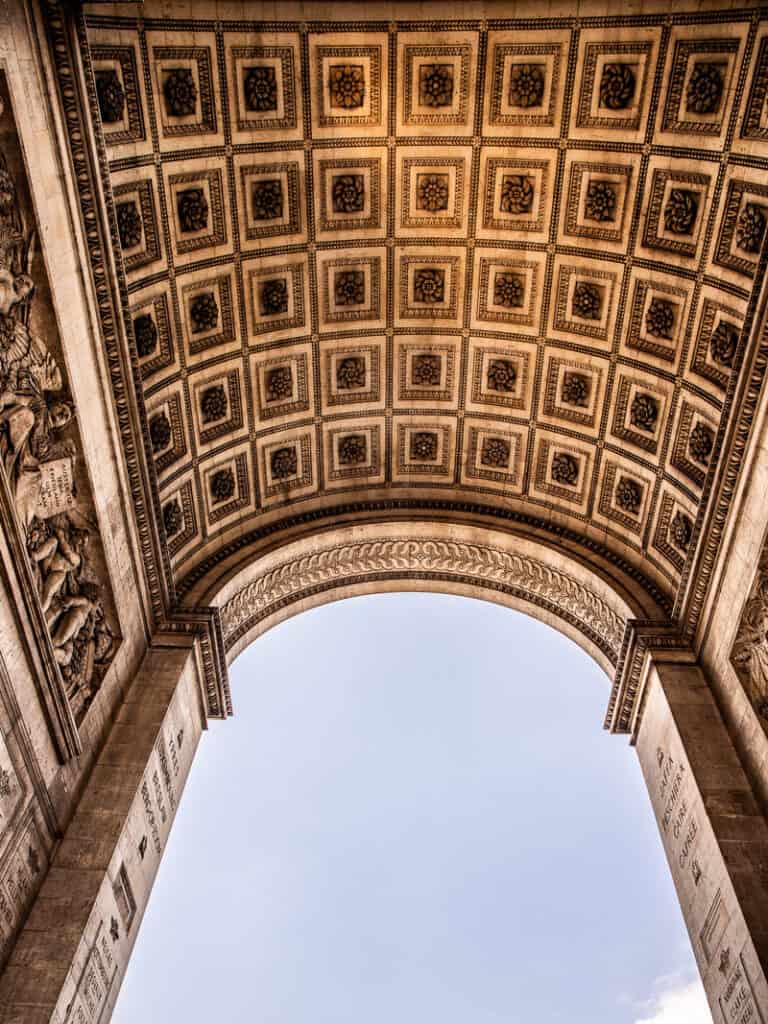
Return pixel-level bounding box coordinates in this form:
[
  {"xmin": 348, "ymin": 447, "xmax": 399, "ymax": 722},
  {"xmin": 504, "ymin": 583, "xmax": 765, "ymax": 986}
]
[{"xmin": 80, "ymin": 0, "xmax": 768, "ymax": 623}]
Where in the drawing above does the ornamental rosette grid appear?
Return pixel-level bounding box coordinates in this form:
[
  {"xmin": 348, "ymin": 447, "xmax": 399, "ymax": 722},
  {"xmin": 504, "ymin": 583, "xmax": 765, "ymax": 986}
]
[
  {"xmin": 163, "ymin": 67, "xmax": 197, "ymax": 117},
  {"xmin": 670, "ymin": 510, "xmax": 693, "ymax": 551},
  {"xmin": 735, "ymin": 203, "xmax": 767, "ymax": 255},
  {"xmin": 710, "ymin": 321, "xmax": 738, "ymax": 367},
  {"xmin": 599, "ymin": 63, "xmax": 636, "ymax": 110},
  {"xmin": 419, "ymin": 64, "xmax": 454, "ymax": 107},
  {"xmin": 177, "ymin": 188, "xmax": 209, "ymax": 233},
  {"xmin": 689, "ymin": 422, "xmax": 714, "ymax": 464},
  {"xmin": 149, "ymin": 412, "xmax": 172, "ymax": 454},
  {"xmin": 585, "ymin": 181, "xmax": 617, "ymax": 223},
  {"xmin": 334, "ymin": 270, "xmax": 365, "ymax": 306},
  {"xmin": 244, "ymin": 65, "xmax": 278, "ymax": 112}
]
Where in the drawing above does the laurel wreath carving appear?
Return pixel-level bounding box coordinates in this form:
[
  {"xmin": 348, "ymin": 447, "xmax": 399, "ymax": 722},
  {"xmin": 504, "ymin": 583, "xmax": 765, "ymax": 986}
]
[{"xmin": 221, "ymin": 537, "xmax": 625, "ymax": 658}]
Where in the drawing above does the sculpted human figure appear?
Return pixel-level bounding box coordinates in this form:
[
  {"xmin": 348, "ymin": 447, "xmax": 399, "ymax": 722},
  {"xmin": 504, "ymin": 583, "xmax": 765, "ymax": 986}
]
[
  {"xmin": 732, "ymin": 558, "xmax": 768, "ymax": 716},
  {"xmin": 30, "ymin": 523, "xmax": 89, "ymax": 612}
]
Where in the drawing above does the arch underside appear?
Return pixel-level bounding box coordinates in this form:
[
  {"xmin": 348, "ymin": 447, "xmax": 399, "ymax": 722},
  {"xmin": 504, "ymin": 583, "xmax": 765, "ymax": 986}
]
[{"xmin": 74, "ymin": 0, "xmax": 768, "ymax": 703}]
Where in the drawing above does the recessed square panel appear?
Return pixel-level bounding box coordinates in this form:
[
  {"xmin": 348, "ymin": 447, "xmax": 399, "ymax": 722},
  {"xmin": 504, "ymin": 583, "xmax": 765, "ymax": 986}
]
[
  {"xmin": 483, "ymin": 29, "xmax": 570, "ymax": 136},
  {"xmin": 651, "ymin": 489, "xmax": 696, "ymax": 574},
  {"xmin": 189, "ymin": 364, "xmax": 246, "ymax": 452},
  {"xmin": 560, "ymin": 155, "xmax": 635, "ymax": 251},
  {"xmin": 610, "ymin": 373, "xmax": 671, "ymax": 457},
  {"xmin": 323, "ymin": 418, "xmax": 385, "ymax": 489},
  {"xmin": 159, "ymin": 475, "xmax": 197, "ymax": 561},
  {"xmin": 638, "ymin": 160, "xmax": 715, "ymax": 265},
  {"xmin": 256, "ymin": 430, "xmax": 317, "ymax": 506},
  {"xmin": 396, "ymin": 149, "xmax": 471, "ymax": 237},
  {"xmin": 309, "ymin": 33, "xmax": 388, "ymax": 138},
  {"xmin": 392, "ymin": 416, "xmax": 457, "ymax": 483},
  {"xmin": 460, "ymin": 418, "xmax": 527, "ymax": 495},
  {"xmin": 688, "ymin": 288, "xmax": 746, "ymax": 393},
  {"xmin": 595, "ymin": 458, "xmax": 655, "ymax": 542},
  {"xmin": 313, "ymin": 147, "xmax": 386, "ymax": 239},
  {"xmin": 393, "ymin": 337, "xmax": 460, "ymax": 409},
  {"xmin": 539, "ymin": 353, "xmax": 608, "ymax": 436},
  {"xmin": 713, "ymin": 173, "xmax": 768, "ymax": 282},
  {"xmin": 316, "ymin": 247, "xmax": 385, "ymax": 330},
  {"xmin": 129, "ymin": 284, "xmax": 176, "ymax": 383},
  {"xmin": 397, "ymin": 32, "xmax": 478, "ymax": 137},
  {"xmin": 319, "ymin": 337, "xmax": 385, "ymax": 415},
  {"xmin": 146, "ymin": 389, "xmax": 186, "ymax": 479},
  {"xmin": 470, "ymin": 251, "xmax": 543, "ymax": 335},
  {"xmin": 395, "ymin": 249, "xmax": 465, "ymax": 327},
  {"xmin": 234, "ymin": 154, "xmax": 305, "ymax": 248},
  {"xmin": 163, "ymin": 162, "xmax": 231, "ymax": 264},
  {"xmin": 110, "ymin": 169, "xmax": 163, "ymax": 277},
  {"xmin": 90, "ymin": 38, "xmax": 148, "ymax": 151},
  {"xmin": 737, "ymin": 31, "xmax": 768, "ymax": 149},
  {"xmin": 465, "ymin": 338, "xmax": 537, "ymax": 419},
  {"xmin": 244, "ymin": 256, "xmax": 309, "ymax": 341},
  {"xmin": 251, "ymin": 342, "xmax": 314, "ymax": 426},
  {"xmin": 201, "ymin": 446, "xmax": 253, "ymax": 528},
  {"xmin": 477, "ymin": 150, "xmax": 553, "ymax": 242},
  {"xmin": 623, "ymin": 271, "xmax": 692, "ymax": 369},
  {"xmin": 530, "ymin": 433, "xmax": 593, "ymax": 512},
  {"xmin": 146, "ymin": 33, "xmax": 221, "ymax": 151},
  {"xmin": 550, "ymin": 257, "xmax": 620, "ymax": 348},
  {"xmin": 178, "ymin": 269, "xmax": 239, "ymax": 363},
  {"xmin": 669, "ymin": 398, "xmax": 719, "ymax": 490},
  {"xmin": 225, "ymin": 33, "xmax": 302, "ymax": 143}
]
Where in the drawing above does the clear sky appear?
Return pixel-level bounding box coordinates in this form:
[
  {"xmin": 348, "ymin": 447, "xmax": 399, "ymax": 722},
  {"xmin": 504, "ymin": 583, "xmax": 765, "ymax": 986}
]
[{"xmin": 113, "ymin": 592, "xmax": 712, "ymax": 1024}]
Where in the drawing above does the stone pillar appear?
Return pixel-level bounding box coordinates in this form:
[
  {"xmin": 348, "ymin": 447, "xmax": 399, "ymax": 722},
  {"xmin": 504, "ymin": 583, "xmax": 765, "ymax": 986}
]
[
  {"xmin": 0, "ymin": 638, "xmax": 207, "ymax": 1024},
  {"xmin": 635, "ymin": 659, "xmax": 768, "ymax": 1023}
]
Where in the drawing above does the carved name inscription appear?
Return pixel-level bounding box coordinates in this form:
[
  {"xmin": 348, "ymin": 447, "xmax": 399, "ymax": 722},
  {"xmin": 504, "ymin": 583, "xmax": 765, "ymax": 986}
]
[
  {"xmin": 719, "ymin": 954, "xmax": 765, "ymax": 1024},
  {"xmin": 656, "ymin": 747, "xmax": 702, "ymax": 885},
  {"xmin": 0, "ymin": 818, "xmax": 45, "ymax": 966},
  {"xmin": 64, "ymin": 924, "xmax": 116, "ymax": 1024}
]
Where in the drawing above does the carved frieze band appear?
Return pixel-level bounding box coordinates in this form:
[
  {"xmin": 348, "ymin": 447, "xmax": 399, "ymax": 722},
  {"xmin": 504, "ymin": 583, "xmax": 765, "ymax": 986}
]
[{"xmin": 221, "ymin": 536, "xmax": 626, "ymax": 664}]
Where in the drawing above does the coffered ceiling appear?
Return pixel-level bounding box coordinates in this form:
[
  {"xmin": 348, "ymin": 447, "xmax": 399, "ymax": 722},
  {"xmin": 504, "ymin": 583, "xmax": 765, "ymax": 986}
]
[{"xmin": 80, "ymin": 1, "xmax": 768, "ymax": 611}]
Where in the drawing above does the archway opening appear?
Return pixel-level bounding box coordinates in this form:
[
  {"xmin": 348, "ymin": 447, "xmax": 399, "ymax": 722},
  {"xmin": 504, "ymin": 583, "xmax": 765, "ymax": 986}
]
[{"xmin": 116, "ymin": 594, "xmax": 707, "ymax": 1023}]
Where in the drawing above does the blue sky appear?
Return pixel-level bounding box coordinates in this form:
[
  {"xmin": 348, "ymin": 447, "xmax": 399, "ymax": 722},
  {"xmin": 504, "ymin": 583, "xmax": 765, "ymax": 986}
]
[{"xmin": 113, "ymin": 592, "xmax": 711, "ymax": 1024}]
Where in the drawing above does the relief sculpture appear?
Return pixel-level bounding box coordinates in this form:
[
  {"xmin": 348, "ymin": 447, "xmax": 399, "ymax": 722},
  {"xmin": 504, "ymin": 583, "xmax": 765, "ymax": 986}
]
[
  {"xmin": 732, "ymin": 540, "xmax": 768, "ymax": 722},
  {"xmin": 0, "ymin": 74, "xmax": 118, "ymax": 725}
]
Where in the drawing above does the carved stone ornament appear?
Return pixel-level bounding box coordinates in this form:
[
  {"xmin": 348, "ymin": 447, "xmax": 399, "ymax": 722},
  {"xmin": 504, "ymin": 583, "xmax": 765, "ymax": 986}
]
[
  {"xmin": 645, "ymin": 298, "xmax": 675, "ymax": 340},
  {"xmin": 416, "ymin": 174, "xmax": 449, "ymax": 213},
  {"xmin": 419, "ymin": 64, "xmax": 454, "ymax": 107},
  {"xmin": 162, "ymin": 499, "xmax": 182, "ymax": 537},
  {"xmin": 412, "ymin": 354, "xmax": 441, "ymax": 386},
  {"xmin": 732, "ymin": 543, "xmax": 768, "ymax": 721},
  {"xmin": 260, "ymin": 278, "xmax": 289, "ymax": 316},
  {"xmin": 336, "ymin": 356, "xmax": 366, "ymax": 390},
  {"xmin": 500, "ymin": 174, "xmax": 534, "ymax": 214},
  {"xmin": 244, "ymin": 65, "xmax": 278, "ymax": 112},
  {"xmin": 0, "ymin": 139, "xmax": 118, "ymax": 729},
  {"xmin": 332, "ymin": 174, "xmax": 365, "ymax": 214},
  {"xmin": 487, "ymin": 358, "xmax": 516, "ymax": 393},
  {"xmin": 551, "ymin": 451, "xmax": 579, "ymax": 486},
  {"xmin": 508, "ymin": 63, "xmax": 545, "ymax": 108},
  {"xmin": 585, "ymin": 180, "xmax": 617, "ymax": 223},
  {"xmin": 710, "ymin": 320, "xmax": 738, "ymax": 367},
  {"xmin": 270, "ymin": 446, "xmax": 297, "ymax": 479},
  {"xmin": 95, "ymin": 69, "xmax": 125, "ymax": 124},
  {"xmin": 329, "ymin": 65, "xmax": 365, "ymax": 109},
  {"xmin": 689, "ymin": 421, "xmax": 714, "ymax": 464},
  {"xmin": 630, "ymin": 392, "xmax": 659, "ymax": 433},
  {"xmin": 116, "ymin": 200, "xmax": 142, "ymax": 250},
  {"xmin": 493, "ymin": 272, "xmax": 524, "ymax": 309},
  {"xmin": 599, "ymin": 63, "xmax": 636, "ymax": 110},
  {"xmin": 664, "ymin": 189, "xmax": 699, "ymax": 235},
  {"xmin": 252, "ymin": 179, "xmax": 284, "ymax": 221},
  {"xmin": 210, "ymin": 467, "xmax": 235, "ymax": 503},
  {"xmin": 338, "ymin": 434, "xmax": 367, "ymax": 465},
  {"xmin": 334, "ymin": 270, "xmax": 365, "ymax": 306},
  {"xmin": 615, "ymin": 476, "xmax": 642, "ymax": 514},
  {"xmin": 670, "ymin": 510, "xmax": 693, "ymax": 551},
  {"xmin": 200, "ymin": 384, "xmax": 227, "ymax": 424},
  {"xmin": 176, "ymin": 188, "xmax": 209, "ymax": 233},
  {"xmin": 571, "ymin": 281, "xmax": 602, "ymax": 320},
  {"xmin": 735, "ymin": 202, "xmax": 767, "ymax": 255},
  {"xmin": 266, "ymin": 365, "xmax": 293, "ymax": 403},
  {"xmin": 413, "ymin": 268, "xmax": 445, "ymax": 304},
  {"xmin": 561, "ymin": 372, "xmax": 589, "ymax": 407},
  {"xmin": 410, "ymin": 431, "xmax": 438, "ymax": 461},
  {"xmin": 686, "ymin": 62, "xmax": 724, "ymax": 115},
  {"xmin": 480, "ymin": 437, "xmax": 510, "ymax": 468},
  {"xmin": 149, "ymin": 412, "xmax": 172, "ymax": 454},
  {"xmin": 221, "ymin": 535, "xmax": 626, "ymax": 662},
  {"xmin": 133, "ymin": 313, "xmax": 158, "ymax": 358},
  {"xmin": 190, "ymin": 292, "xmax": 219, "ymax": 333},
  {"xmin": 163, "ymin": 67, "xmax": 197, "ymax": 117}
]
